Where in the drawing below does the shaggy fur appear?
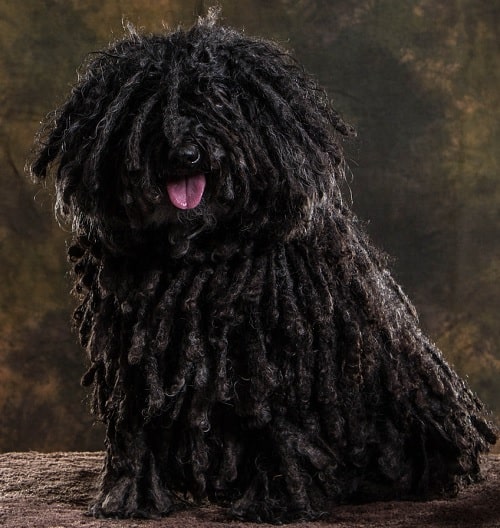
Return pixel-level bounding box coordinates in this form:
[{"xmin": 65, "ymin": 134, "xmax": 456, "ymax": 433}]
[{"xmin": 31, "ymin": 12, "xmax": 496, "ymax": 523}]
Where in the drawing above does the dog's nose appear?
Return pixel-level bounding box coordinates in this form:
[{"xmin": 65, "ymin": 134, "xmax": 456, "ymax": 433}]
[{"xmin": 169, "ymin": 144, "xmax": 201, "ymax": 167}]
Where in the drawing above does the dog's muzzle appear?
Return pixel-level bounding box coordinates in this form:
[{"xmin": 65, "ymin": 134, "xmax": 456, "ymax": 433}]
[{"xmin": 166, "ymin": 144, "xmax": 206, "ymax": 210}]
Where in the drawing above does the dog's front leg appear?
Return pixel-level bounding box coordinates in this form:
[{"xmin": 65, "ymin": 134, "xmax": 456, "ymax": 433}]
[{"xmin": 89, "ymin": 403, "xmax": 173, "ymax": 519}]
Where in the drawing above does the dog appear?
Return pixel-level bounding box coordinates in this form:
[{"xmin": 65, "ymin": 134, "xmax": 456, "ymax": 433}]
[{"xmin": 30, "ymin": 11, "xmax": 496, "ymax": 523}]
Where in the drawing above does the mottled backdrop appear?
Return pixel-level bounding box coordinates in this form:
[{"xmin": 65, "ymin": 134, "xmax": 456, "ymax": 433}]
[{"xmin": 1, "ymin": 0, "xmax": 498, "ymax": 451}]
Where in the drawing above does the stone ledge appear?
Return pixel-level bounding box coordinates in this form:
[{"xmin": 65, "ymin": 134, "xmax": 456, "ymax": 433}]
[{"xmin": 0, "ymin": 452, "xmax": 499, "ymax": 527}]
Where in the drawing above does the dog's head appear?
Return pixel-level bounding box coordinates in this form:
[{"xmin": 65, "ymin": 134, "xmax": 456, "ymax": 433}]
[{"xmin": 31, "ymin": 11, "xmax": 353, "ymax": 256}]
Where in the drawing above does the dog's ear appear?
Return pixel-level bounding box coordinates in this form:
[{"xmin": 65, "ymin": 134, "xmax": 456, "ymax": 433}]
[{"xmin": 28, "ymin": 112, "xmax": 62, "ymax": 181}]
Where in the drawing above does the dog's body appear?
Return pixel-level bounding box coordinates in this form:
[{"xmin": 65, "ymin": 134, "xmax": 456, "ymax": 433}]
[{"xmin": 31, "ymin": 13, "xmax": 496, "ymax": 523}]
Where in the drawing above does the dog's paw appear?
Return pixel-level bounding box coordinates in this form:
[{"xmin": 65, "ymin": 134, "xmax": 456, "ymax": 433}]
[
  {"xmin": 229, "ymin": 477, "xmax": 326, "ymax": 525},
  {"xmin": 230, "ymin": 498, "xmax": 325, "ymax": 524},
  {"xmin": 89, "ymin": 475, "xmax": 173, "ymax": 519}
]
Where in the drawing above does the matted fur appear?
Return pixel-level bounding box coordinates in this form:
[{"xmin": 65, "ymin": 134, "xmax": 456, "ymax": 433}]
[{"xmin": 30, "ymin": 11, "xmax": 496, "ymax": 523}]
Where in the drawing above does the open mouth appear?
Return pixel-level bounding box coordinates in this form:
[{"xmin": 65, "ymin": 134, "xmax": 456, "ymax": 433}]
[{"xmin": 166, "ymin": 172, "xmax": 206, "ymax": 210}]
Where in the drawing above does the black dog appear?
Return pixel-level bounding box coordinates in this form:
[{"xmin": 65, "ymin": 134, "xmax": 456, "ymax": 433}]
[{"xmin": 31, "ymin": 12, "xmax": 496, "ymax": 523}]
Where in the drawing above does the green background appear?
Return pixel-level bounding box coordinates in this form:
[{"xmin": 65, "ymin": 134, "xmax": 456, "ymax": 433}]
[{"xmin": 0, "ymin": 0, "xmax": 498, "ymax": 451}]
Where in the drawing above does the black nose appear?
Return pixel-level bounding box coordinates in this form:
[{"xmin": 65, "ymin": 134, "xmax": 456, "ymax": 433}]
[{"xmin": 169, "ymin": 144, "xmax": 201, "ymax": 168}]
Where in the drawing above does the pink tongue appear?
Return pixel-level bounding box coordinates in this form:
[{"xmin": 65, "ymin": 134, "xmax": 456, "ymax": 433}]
[{"xmin": 166, "ymin": 173, "xmax": 206, "ymax": 210}]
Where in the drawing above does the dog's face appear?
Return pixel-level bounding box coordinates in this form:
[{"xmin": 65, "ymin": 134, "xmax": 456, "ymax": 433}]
[{"xmin": 32, "ymin": 18, "xmax": 352, "ymax": 254}]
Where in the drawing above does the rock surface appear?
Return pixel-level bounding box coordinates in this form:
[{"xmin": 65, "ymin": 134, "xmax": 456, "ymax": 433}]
[{"xmin": 0, "ymin": 452, "xmax": 499, "ymax": 527}]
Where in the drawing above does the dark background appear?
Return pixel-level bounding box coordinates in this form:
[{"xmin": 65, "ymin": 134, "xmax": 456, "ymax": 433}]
[{"xmin": 0, "ymin": 0, "xmax": 498, "ymax": 452}]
